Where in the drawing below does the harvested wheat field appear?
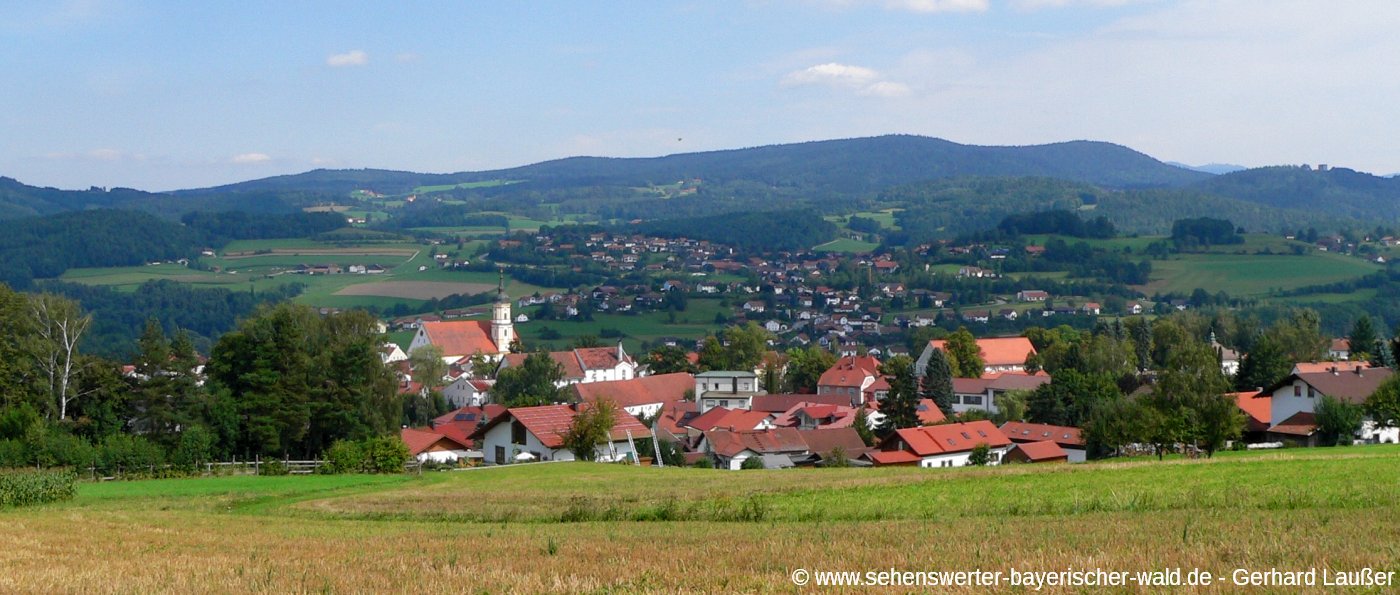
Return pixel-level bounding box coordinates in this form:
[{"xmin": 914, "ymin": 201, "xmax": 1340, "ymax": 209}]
[
  {"xmin": 333, "ymin": 281, "xmax": 496, "ymax": 300},
  {"xmin": 2, "ymin": 446, "xmax": 1399, "ymax": 593}
]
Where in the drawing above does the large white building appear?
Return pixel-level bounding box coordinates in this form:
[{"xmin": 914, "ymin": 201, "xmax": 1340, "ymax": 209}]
[{"xmin": 408, "ymin": 274, "xmax": 515, "ymax": 363}]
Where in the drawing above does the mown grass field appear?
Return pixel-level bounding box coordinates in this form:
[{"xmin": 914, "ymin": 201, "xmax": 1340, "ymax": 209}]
[
  {"xmin": 813, "ymin": 237, "xmax": 879, "ymax": 253},
  {"xmin": 2, "ymin": 446, "xmax": 1397, "ymax": 592},
  {"xmin": 1142, "ymin": 251, "xmax": 1379, "ymax": 297}
]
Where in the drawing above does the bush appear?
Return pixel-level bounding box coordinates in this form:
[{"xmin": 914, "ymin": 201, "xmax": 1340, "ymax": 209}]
[
  {"xmin": 170, "ymin": 427, "xmax": 216, "ymax": 473},
  {"xmin": 95, "ymin": 434, "xmax": 165, "ymax": 477},
  {"xmin": 24, "ymin": 423, "xmax": 95, "ymax": 469},
  {"xmin": 364, "ymin": 436, "xmax": 411, "ymax": 474},
  {"xmin": 740, "ymin": 456, "xmax": 765, "ymax": 470},
  {"xmin": 321, "ymin": 439, "xmax": 366, "ymax": 474},
  {"xmin": 258, "ymin": 460, "xmax": 289, "ymax": 476},
  {"xmin": 0, "ymin": 469, "xmax": 77, "ymax": 508},
  {"xmin": 967, "ymin": 443, "xmax": 991, "ymax": 466},
  {"xmin": 0, "ymin": 439, "xmax": 25, "ymax": 468},
  {"xmin": 692, "ymin": 457, "xmax": 714, "ymax": 469}
]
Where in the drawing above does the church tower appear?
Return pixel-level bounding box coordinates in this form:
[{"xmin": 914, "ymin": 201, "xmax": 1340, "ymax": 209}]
[{"xmin": 491, "ymin": 269, "xmax": 514, "ymax": 354}]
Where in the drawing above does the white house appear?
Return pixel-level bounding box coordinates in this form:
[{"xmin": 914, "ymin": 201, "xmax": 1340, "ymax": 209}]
[
  {"xmin": 694, "ymin": 371, "xmax": 764, "ymax": 413},
  {"xmin": 570, "ymin": 372, "xmax": 695, "ymax": 419},
  {"xmin": 400, "ymin": 428, "xmax": 473, "ymax": 463},
  {"xmin": 442, "ymin": 376, "xmax": 494, "ymax": 408},
  {"xmin": 1260, "ymin": 366, "xmax": 1397, "ymax": 445},
  {"xmin": 470, "ymin": 404, "xmax": 650, "ymax": 465},
  {"xmin": 498, "ymin": 344, "xmax": 638, "ymax": 388},
  {"xmin": 866, "ymin": 421, "xmax": 1013, "ymax": 468},
  {"xmin": 380, "ymin": 343, "xmax": 408, "ymax": 364},
  {"xmin": 999, "ymin": 421, "xmax": 1087, "ymax": 463}
]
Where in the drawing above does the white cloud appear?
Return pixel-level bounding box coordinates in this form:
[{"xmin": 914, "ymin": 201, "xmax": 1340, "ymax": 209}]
[
  {"xmin": 886, "ymin": 0, "xmax": 988, "ymax": 13},
  {"xmin": 231, "ymin": 153, "xmax": 271, "ymax": 164},
  {"xmin": 813, "ymin": 0, "xmax": 988, "ymax": 13},
  {"xmin": 1013, "ymin": 0, "xmax": 1141, "ymax": 9},
  {"xmin": 782, "ymin": 62, "xmax": 910, "ymax": 97},
  {"xmin": 326, "ymin": 50, "xmax": 369, "ymax": 67}
]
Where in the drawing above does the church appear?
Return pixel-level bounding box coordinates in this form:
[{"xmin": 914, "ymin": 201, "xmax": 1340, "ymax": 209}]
[{"xmin": 407, "ymin": 273, "xmax": 514, "ymax": 364}]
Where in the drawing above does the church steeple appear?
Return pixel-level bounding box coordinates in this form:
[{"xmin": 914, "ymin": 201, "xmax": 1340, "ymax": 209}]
[{"xmin": 491, "ymin": 267, "xmax": 513, "ymax": 355}]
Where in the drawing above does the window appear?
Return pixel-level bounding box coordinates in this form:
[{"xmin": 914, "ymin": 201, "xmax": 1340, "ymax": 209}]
[
  {"xmin": 964, "ymin": 395, "xmax": 984, "ymax": 406},
  {"xmin": 511, "ymin": 421, "xmax": 527, "ymax": 445},
  {"xmin": 1294, "ymin": 385, "xmax": 1302, "ymax": 397},
  {"xmin": 1308, "ymin": 387, "xmax": 1316, "ymax": 398},
  {"xmin": 720, "ymin": 400, "xmax": 730, "ymax": 407}
]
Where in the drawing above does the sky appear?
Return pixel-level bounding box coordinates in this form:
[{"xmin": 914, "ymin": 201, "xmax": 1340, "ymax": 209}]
[{"xmin": 5, "ymin": 0, "xmax": 1400, "ymax": 191}]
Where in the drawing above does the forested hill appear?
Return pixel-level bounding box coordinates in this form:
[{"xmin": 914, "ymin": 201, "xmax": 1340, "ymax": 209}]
[
  {"xmin": 0, "ymin": 176, "xmax": 311, "ymax": 221},
  {"xmin": 1192, "ymin": 165, "xmax": 1400, "ymax": 220},
  {"xmin": 176, "ymin": 135, "xmax": 1211, "ymax": 196}
]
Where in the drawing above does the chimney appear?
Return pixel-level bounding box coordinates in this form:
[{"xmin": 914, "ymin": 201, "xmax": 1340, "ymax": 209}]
[
  {"xmin": 1330, "ymin": 366, "xmax": 1339, "ymax": 375},
  {"xmin": 1355, "ymin": 366, "xmax": 1364, "ymax": 376}
]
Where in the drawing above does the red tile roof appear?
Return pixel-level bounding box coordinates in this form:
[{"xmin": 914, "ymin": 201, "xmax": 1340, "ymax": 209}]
[
  {"xmin": 866, "ymin": 450, "xmax": 921, "ymax": 465},
  {"xmin": 420, "ymin": 320, "xmax": 500, "ymax": 358},
  {"xmin": 927, "ymin": 337, "xmax": 1037, "ymax": 368},
  {"xmin": 708, "ymin": 409, "xmax": 771, "ymax": 432},
  {"xmin": 503, "ymin": 346, "xmax": 635, "ymax": 381},
  {"xmin": 1269, "ymin": 411, "xmax": 1318, "ymax": 436},
  {"xmin": 1233, "ymin": 391, "xmax": 1271, "ymax": 432},
  {"xmin": 654, "ymin": 399, "xmax": 698, "ymax": 437},
  {"xmin": 752, "ymin": 393, "xmax": 851, "ymax": 412},
  {"xmin": 571, "ymin": 373, "xmax": 694, "ymax": 409},
  {"xmin": 886, "ymin": 420, "xmax": 1011, "ymax": 456},
  {"xmin": 703, "ymin": 427, "xmax": 863, "ymax": 458},
  {"xmin": 915, "ymin": 399, "xmax": 947, "ymax": 425},
  {"xmin": 685, "ymin": 406, "xmax": 736, "ymax": 432},
  {"xmin": 470, "ymin": 403, "xmax": 649, "ymax": 449},
  {"xmin": 817, "ymin": 355, "xmax": 881, "ymax": 388},
  {"xmin": 999, "ymin": 421, "xmax": 1084, "ymax": 448},
  {"xmin": 1011, "ymin": 440, "xmax": 1068, "ymax": 462},
  {"xmin": 1292, "ymin": 361, "xmax": 1377, "ymax": 374},
  {"xmin": 400, "ymin": 427, "xmax": 470, "ymax": 456}
]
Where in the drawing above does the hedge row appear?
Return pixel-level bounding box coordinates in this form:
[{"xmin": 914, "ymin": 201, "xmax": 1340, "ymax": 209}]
[{"xmin": 0, "ymin": 469, "xmax": 77, "ymax": 508}]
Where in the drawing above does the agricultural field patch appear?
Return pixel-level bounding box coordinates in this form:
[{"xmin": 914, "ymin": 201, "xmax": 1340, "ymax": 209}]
[
  {"xmin": 333, "ymin": 281, "xmax": 497, "ymax": 300},
  {"xmin": 2, "ymin": 446, "xmax": 1397, "ymax": 592}
]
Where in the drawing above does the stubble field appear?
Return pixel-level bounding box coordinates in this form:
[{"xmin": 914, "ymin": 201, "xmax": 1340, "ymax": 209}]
[{"xmin": 2, "ymin": 445, "xmax": 1398, "ymax": 593}]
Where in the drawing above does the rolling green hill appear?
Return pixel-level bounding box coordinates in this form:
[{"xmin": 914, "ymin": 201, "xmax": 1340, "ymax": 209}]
[{"xmin": 1194, "ymin": 165, "xmax": 1400, "ymax": 220}]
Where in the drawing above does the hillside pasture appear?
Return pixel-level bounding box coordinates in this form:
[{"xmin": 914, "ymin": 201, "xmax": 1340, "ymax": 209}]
[
  {"xmin": 1140, "ymin": 251, "xmax": 1379, "ymax": 297},
  {"xmin": 1, "ymin": 446, "xmax": 1397, "ymax": 593},
  {"xmin": 813, "ymin": 238, "xmax": 879, "ymax": 253},
  {"xmin": 333, "ymin": 281, "xmax": 497, "ymax": 300}
]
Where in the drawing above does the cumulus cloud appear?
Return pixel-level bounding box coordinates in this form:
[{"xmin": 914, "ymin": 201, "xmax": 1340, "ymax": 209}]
[
  {"xmin": 231, "ymin": 152, "xmax": 271, "ymax": 164},
  {"xmin": 326, "ymin": 49, "xmax": 368, "ymax": 67},
  {"xmin": 782, "ymin": 62, "xmax": 910, "ymax": 97}
]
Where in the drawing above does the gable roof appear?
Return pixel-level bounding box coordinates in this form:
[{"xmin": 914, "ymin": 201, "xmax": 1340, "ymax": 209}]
[
  {"xmin": 703, "ymin": 427, "xmax": 863, "ymax": 459},
  {"xmin": 1269, "ymin": 411, "xmax": 1318, "ymax": 436},
  {"xmin": 470, "ymin": 403, "xmax": 648, "ymax": 449},
  {"xmin": 915, "ymin": 399, "xmax": 947, "ymax": 425},
  {"xmin": 1264, "ymin": 367, "xmax": 1393, "ymax": 404},
  {"xmin": 751, "ymin": 393, "xmax": 852, "ymax": 412},
  {"xmin": 885, "ymin": 420, "xmax": 1011, "ymax": 456},
  {"xmin": 999, "ymin": 421, "xmax": 1084, "ymax": 448},
  {"xmin": 1233, "ymin": 391, "xmax": 1271, "ymax": 432},
  {"xmin": 927, "ymin": 337, "xmax": 1037, "ymax": 368},
  {"xmin": 420, "ymin": 320, "xmax": 499, "ymax": 358},
  {"xmin": 707, "ymin": 409, "xmax": 771, "ymax": 432},
  {"xmin": 1011, "ymin": 440, "xmax": 1068, "ymax": 462},
  {"xmin": 685, "ymin": 406, "xmax": 736, "ymax": 432},
  {"xmin": 502, "ymin": 346, "xmax": 635, "ymax": 381},
  {"xmin": 817, "ymin": 355, "xmax": 881, "ymax": 388},
  {"xmin": 400, "ymin": 427, "xmax": 470, "ymax": 456},
  {"xmin": 571, "ymin": 372, "xmax": 694, "ymax": 409},
  {"xmin": 986, "ymin": 371, "xmax": 1052, "ymax": 392}
]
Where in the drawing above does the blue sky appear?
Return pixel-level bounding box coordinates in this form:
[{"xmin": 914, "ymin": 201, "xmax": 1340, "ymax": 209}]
[{"xmin": 5, "ymin": 0, "xmax": 1400, "ymax": 190}]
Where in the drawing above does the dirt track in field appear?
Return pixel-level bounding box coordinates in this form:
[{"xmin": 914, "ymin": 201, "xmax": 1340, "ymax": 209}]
[{"xmin": 333, "ymin": 281, "xmax": 495, "ymax": 300}]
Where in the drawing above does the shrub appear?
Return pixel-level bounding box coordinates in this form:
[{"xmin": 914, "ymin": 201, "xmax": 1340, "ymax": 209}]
[
  {"xmin": 967, "ymin": 443, "xmax": 991, "ymax": 466},
  {"xmin": 170, "ymin": 427, "xmax": 216, "ymax": 473},
  {"xmin": 740, "ymin": 456, "xmax": 765, "ymax": 470},
  {"xmin": 0, "ymin": 469, "xmax": 77, "ymax": 508},
  {"xmin": 95, "ymin": 434, "xmax": 165, "ymax": 477},
  {"xmin": 692, "ymin": 457, "xmax": 714, "ymax": 469},
  {"xmin": 0, "ymin": 439, "xmax": 25, "ymax": 468},
  {"xmin": 363, "ymin": 436, "xmax": 411, "ymax": 474},
  {"xmin": 258, "ymin": 460, "xmax": 289, "ymax": 476},
  {"xmin": 321, "ymin": 439, "xmax": 366, "ymax": 474}
]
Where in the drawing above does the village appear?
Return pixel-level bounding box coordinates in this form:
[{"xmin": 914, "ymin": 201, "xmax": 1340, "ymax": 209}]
[{"xmin": 387, "ymin": 272, "xmax": 1400, "ymax": 470}]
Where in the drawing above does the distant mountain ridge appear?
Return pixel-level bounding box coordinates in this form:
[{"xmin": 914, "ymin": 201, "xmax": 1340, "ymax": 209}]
[
  {"xmin": 179, "ymin": 135, "xmax": 1212, "ymax": 196},
  {"xmin": 1167, "ymin": 162, "xmax": 1247, "ymax": 175}
]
